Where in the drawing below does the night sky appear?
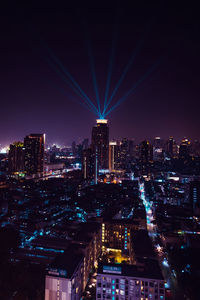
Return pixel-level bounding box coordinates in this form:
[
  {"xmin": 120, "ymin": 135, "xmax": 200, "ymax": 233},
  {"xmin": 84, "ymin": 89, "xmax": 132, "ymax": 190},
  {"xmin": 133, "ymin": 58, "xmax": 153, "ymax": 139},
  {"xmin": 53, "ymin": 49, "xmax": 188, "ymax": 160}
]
[{"xmin": 0, "ymin": 2, "xmax": 200, "ymax": 146}]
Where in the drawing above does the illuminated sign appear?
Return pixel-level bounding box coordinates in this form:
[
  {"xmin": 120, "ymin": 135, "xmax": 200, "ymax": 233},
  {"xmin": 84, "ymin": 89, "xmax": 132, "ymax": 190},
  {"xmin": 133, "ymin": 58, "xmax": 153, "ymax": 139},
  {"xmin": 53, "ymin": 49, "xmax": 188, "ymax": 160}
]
[
  {"xmin": 168, "ymin": 176, "xmax": 179, "ymax": 181},
  {"xmin": 48, "ymin": 268, "xmax": 67, "ymax": 277},
  {"xmin": 103, "ymin": 265, "xmax": 122, "ymax": 274}
]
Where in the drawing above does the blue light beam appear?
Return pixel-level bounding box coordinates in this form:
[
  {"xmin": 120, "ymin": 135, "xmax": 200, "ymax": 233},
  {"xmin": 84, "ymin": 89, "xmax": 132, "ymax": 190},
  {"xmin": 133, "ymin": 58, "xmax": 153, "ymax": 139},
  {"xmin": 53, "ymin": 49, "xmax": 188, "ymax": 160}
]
[
  {"xmin": 45, "ymin": 57, "xmax": 98, "ymax": 115},
  {"xmin": 103, "ymin": 19, "xmax": 118, "ymax": 115},
  {"xmin": 103, "ymin": 36, "xmax": 146, "ymax": 114},
  {"xmin": 40, "ymin": 74, "xmax": 96, "ymax": 115},
  {"xmin": 84, "ymin": 29, "xmax": 102, "ymax": 117},
  {"xmin": 105, "ymin": 57, "xmax": 163, "ymax": 117},
  {"xmin": 58, "ymin": 86, "xmax": 97, "ymax": 115},
  {"xmin": 44, "ymin": 43, "xmax": 99, "ymax": 115},
  {"xmin": 103, "ymin": 18, "xmax": 154, "ymax": 115}
]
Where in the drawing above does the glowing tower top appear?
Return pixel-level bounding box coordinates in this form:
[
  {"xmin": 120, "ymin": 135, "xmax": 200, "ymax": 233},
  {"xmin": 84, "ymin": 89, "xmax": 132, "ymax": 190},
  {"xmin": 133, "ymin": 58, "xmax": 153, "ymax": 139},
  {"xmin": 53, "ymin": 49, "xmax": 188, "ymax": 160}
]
[{"xmin": 96, "ymin": 119, "xmax": 108, "ymax": 124}]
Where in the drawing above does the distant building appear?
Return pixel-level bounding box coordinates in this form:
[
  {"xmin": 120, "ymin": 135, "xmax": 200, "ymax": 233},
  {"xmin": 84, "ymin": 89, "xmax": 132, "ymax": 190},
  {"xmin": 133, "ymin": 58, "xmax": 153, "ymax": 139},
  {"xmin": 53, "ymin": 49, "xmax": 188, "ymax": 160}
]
[
  {"xmin": 82, "ymin": 138, "xmax": 89, "ymax": 150},
  {"xmin": 24, "ymin": 133, "xmax": 45, "ymax": 176},
  {"xmin": 72, "ymin": 141, "xmax": 76, "ymax": 156},
  {"xmin": 140, "ymin": 140, "xmax": 153, "ymax": 163},
  {"xmin": 189, "ymin": 180, "xmax": 200, "ymax": 210},
  {"xmin": 76, "ymin": 144, "xmax": 83, "ymax": 164},
  {"xmin": 179, "ymin": 138, "xmax": 191, "ymax": 160},
  {"xmin": 192, "ymin": 139, "xmax": 200, "ymax": 156},
  {"xmin": 44, "ymin": 163, "xmax": 65, "ymax": 176},
  {"xmin": 119, "ymin": 138, "xmax": 133, "ymax": 170},
  {"xmin": 153, "ymin": 137, "xmax": 161, "ymax": 147},
  {"xmin": 166, "ymin": 137, "xmax": 177, "ymax": 158},
  {"xmin": 91, "ymin": 119, "xmax": 109, "ymax": 170},
  {"xmin": 82, "ymin": 148, "xmax": 94, "ymax": 179},
  {"xmin": 8, "ymin": 141, "xmax": 25, "ymax": 173},
  {"xmin": 109, "ymin": 141, "xmax": 120, "ymax": 171},
  {"xmin": 96, "ymin": 260, "xmax": 165, "ymax": 300}
]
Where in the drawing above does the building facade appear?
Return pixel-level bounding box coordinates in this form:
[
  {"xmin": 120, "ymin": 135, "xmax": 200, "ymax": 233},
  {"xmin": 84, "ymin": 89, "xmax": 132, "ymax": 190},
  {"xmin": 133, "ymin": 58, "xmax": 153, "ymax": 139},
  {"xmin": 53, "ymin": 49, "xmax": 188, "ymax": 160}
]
[
  {"xmin": 91, "ymin": 119, "xmax": 109, "ymax": 170},
  {"xmin": 24, "ymin": 133, "xmax": 45, "ymax": 176},
  {"xmin": 96, "ymin": 262, "xmax": 165, "ymax": 300},
  {"xmin": 8, "ymin": 141, "xmax": 25, "ymax": 173}
]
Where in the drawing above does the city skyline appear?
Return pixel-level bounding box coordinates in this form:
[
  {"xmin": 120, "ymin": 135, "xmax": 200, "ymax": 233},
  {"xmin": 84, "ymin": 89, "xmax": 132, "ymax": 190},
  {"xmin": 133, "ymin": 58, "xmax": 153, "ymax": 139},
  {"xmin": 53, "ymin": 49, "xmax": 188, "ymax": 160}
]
[
  {"xmin": 1, "ymin": 3, "xmax": 200, "ymax": 299},
  {"xmin": 0, "ymin": 2, "xmax": 200, "ymax": 145},
  {"xmin": 0, "ymin": 131, "xmax": 199, "ymax": 152}
]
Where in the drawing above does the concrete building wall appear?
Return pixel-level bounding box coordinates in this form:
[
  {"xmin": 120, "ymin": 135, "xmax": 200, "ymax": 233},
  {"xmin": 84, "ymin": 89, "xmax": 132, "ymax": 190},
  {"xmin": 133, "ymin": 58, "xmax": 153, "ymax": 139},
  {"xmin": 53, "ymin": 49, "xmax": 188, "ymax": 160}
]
[{"xmin": 45, "ymin": 276, "xmax": 71, "ymax": 300}]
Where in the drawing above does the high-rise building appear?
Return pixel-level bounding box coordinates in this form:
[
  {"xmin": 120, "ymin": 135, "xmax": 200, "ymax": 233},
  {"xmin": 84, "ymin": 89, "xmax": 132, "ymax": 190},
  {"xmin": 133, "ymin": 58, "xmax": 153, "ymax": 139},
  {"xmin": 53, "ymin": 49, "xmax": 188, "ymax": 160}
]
[
  {"xmin": 96, "ymin": 261, "xmax": 165, "ymax": 300},
  {"xmin": 179, "ymin": 138, "xmax": 191, "ymax": 160},
  {"xmin": 91, "ymin": 119, "xmax": 109, "ymax": 170},
  {"xmin": 8, "ymin": 142, "xmax": 25, "ymax": 173},
  {"xmin": 82, "ymin": 148, "xmax": 94, "ymax": 179},
  {"xmin": 82, "ymin": 138, "xmax": 89, "ymax": 150},
  {"xmin": 118, "ymin": 138, "xmax": 135, "ymax": 170},
  {"xmin": 140, "ymin": 140, "xmax": 153, "ymax": 164},
  {"xmin": 153, "ymin": 137, "xmax": 161, "ymax": 149},
  {"xmin": 24, "ymin": 133, "xmax": 45, "ymax": 176},
  {"xmin": 166, "ymin": 137, "xmax": 177, "ymax": 158},
  {"xmin": 192, "ymin": 139, "xmax": 200, "ymax": 156},
  {"xmin": 109, "ymin": 141, "xmax": 119, "ymax": 171},
  {"xmin": 189, "ymin": 180, "xmax": 200, "ymax": 210},
  {"xmin": 71, "ymin": 141, "xmax": 76, "ymax": 156}
]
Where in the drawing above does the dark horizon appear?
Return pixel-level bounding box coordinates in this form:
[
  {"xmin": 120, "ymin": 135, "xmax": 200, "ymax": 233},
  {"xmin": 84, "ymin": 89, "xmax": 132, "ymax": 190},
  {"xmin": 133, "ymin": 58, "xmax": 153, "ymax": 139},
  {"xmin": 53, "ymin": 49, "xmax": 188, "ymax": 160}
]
[{"xmin": 0, "ymin": 2, "xmax": 200, "ymax": 146}]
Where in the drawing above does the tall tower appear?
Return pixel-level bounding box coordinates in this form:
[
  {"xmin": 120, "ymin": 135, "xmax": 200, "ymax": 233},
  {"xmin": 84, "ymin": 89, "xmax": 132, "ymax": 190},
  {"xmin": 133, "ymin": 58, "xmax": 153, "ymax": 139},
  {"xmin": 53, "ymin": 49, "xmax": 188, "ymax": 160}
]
[
  {"xmin": 189, "ymin": 180, "xmax": 200, "ymax": 211},
  {"xmin": 140, "ymin": 140, "xmax": 153, "ymax": 164},
  {"xmin": 179, "ymin": 138, "xmax": 191, "ymax": 160},
  {"xmin": 91, "ymin": 119, "xmax": 109, "ymax": 171},
  {"xmin": 24, "ymin": 134, "xmax": 45, "ymax": 176},
  {"xmin": 109, "ymin": 141, "xmax": 120, "ymax": 171},
  {"xmin": 167, "ymin": 137, "xmax": 175, "ymax": 157},
  {"xmin": 8, "ymin": 142, "xmax": 25, "ymax": 173}
]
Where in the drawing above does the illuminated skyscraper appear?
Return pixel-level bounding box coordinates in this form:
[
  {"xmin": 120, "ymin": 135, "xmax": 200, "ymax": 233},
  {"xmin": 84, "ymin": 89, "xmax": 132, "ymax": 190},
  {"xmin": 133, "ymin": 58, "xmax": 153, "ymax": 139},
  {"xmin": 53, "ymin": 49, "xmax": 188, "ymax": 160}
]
[
  {"xmin": 24, "ymin": 134, "xmax": 45, "ymax": 176},
  {"xmin": 82, "ymin": 148, "xmax": 93, "ymax": 179},
  {"xmin": 91, "ymin": 119, "xmax": 109, "ymax": 170},
  {"xmin": 140, "ymin": 140, "xmax": 153, "ymax": 164},
  {"xmin": 109, "ymin": 141, "xmax": 117, "ymax": 171},
  {"xmin": 189, "ymin": 180, "xmax": 200, "ymax": 211},
  {"xmin": 153, "ymin": 136, "xmax": 161, "ymax": 149},
  {"xmin": 179, "ymin": 138, "xmax": 191, "ymax": 160},
  {"xmin": 166, "ymin": 137, "xmax": 176, "ymax": 158},
  {"xmin": 8, "ymin": 142, "xmax": 25, "ymax": 173}
]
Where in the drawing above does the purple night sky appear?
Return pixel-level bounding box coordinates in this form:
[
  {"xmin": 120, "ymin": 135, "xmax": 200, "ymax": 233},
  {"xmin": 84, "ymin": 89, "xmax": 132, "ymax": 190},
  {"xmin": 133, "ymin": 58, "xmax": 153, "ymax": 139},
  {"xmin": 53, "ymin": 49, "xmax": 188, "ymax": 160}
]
[{"xmin": 0, "ymin": 2, "xmax": 200, "ymax": 146}]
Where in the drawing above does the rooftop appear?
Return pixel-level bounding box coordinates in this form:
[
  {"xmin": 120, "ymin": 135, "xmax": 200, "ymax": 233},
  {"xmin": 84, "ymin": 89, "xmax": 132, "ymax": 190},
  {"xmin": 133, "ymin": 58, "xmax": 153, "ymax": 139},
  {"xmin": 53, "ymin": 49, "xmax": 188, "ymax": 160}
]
[
  {"xmin": 98, "ymin": 259, "xmax": 164, "ymax": 280},
  {"xmin": 47, "ymin": 244, "xmax": 84, "ymax": 279}
]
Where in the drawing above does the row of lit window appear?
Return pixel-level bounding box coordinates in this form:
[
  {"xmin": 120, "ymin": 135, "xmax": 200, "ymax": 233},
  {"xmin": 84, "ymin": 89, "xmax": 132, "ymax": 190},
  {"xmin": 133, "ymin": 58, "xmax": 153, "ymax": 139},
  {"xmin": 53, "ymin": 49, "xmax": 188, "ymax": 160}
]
[{"xmin": 99, "ymin": 278, "xmax": 164, "ymax": 289}]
